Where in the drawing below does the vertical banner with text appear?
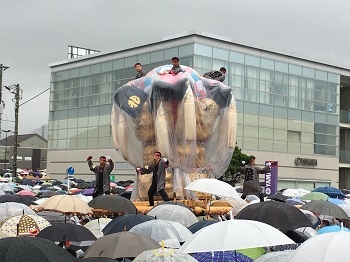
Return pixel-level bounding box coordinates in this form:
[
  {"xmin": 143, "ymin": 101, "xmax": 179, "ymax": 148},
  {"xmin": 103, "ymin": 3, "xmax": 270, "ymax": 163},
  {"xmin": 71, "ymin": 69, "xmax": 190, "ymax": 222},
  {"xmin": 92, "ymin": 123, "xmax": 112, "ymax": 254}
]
[{"xmin": 264, "ymin": 161, "xmax": 278, "ymax": 196}]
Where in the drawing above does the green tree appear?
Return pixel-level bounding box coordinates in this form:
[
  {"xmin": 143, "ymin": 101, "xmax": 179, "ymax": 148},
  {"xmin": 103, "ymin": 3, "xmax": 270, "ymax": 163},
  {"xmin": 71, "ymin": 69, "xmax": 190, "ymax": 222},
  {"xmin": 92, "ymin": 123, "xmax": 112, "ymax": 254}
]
[{"xmin": 221, "ymin": 146, "xmax": 250, "ymax": 186}]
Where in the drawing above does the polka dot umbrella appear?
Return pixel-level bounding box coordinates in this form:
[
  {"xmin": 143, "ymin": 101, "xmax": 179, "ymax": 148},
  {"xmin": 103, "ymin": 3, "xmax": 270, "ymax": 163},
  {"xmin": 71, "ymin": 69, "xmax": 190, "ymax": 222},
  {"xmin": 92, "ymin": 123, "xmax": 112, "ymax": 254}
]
[{"xmin": 0, "ymin": 214, "xmax": 51, "ymax": 237}]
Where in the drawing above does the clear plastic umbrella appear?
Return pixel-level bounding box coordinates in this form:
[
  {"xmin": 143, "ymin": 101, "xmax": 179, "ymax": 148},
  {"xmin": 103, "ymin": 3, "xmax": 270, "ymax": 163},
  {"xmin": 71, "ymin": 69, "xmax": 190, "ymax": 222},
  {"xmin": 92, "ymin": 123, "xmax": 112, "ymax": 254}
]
[
  {"xmin": 147, "ymin": 204, "xmax": 197, "ymax": 227},
  {"xmin": 134, "ymin": 246, "xmax": 197, "ymax": 262},
  {"xmin": 255, "ymin": 250, "xmax": 295, "ymax": 262},
  {"xmin": 0, "ymin": 202, "xmax": 36, "ymax": 222},
  {"xmin": 129, "ymin": 219, "xmax": 193, "ymax": 248},
  {"xmin": 84, "ymin": 218, "xmax": 112, "ymax": 238}
]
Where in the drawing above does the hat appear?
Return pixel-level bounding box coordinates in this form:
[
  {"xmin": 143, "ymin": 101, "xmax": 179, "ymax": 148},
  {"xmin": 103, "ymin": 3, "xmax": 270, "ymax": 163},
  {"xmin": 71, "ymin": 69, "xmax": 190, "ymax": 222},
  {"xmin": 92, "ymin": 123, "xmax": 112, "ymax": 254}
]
[{"xmin": 171, "ymin": 56, "xmax": 179, "ymax": 61}]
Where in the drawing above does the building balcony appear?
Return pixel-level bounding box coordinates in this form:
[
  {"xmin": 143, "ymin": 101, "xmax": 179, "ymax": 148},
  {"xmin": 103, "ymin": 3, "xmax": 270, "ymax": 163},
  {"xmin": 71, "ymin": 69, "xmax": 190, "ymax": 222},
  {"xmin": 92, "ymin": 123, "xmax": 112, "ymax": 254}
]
[
  {"xmin": 340, "ymin": 150, "xmax": 350, "ymax": 164},
  {"xmin": 340, "ymin": 110, "xmax": 350, "ymax": 124}
]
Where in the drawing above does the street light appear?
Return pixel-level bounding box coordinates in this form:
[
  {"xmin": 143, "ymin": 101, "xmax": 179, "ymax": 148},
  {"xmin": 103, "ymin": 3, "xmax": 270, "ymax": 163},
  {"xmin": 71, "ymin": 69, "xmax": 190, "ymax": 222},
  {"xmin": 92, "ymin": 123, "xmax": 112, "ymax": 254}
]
[{"xmin": 2, "ymin": 130, "xmax": 11, "ymax": 171}]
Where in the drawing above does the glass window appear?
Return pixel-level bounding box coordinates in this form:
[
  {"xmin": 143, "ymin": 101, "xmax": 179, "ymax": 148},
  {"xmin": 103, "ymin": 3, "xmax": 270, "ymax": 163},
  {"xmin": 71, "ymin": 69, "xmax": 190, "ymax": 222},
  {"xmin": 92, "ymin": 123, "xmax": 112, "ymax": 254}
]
[
  {"xmin": 57, "ymin": 140, "xmax": 67, "ymax": 149},
  {"xmin": 113, "ymin": 59, "xmax": 124, "ymax": 70},
  {"xmin": 102, "ymin": 61, "xmax": 113, "ymax": 72},
  {"xmin": 260, "ymin": 58, "xmax": 274, "ymax": 70},
  {"xmin": 125, "ymin": 56, "xmax": 137, "ymax": 68},
  {"xmin": 288, "ymin": 142, "xmax": 300, "ymax": 153},
  {"xmin": 99, "ymin": 137, "xmax": 111, "ymax": 148},
  {"xmin": 260, "ymin": 69, "xmax": 274, "ymax": 81},
  {"xmin": 314, "ymin": 112, "xmax": 326, "ymax": 123},
  {"xmin": 301, "ymin": 111, "xmax": 314, "ymax": 122},
  {"xmin": 59, "ymin": 70, "xmax": 70, "ymax": 80},
  {"xmin": 236, "ymin": 100, "xmax": 243, "ymax": 112},
  {"xmin": 179, "ymin": 44, "xmax": 194, "ymax": 57},
  {"xmin": 275, "ymin": 61, "xmax": 288, "ymax": 73},
  {"xmin": 287, "ymin": 130, "xmax": 301, "ymax": 142},
  {"xmin": 99, "ymin": 125, "xmax": 111, "ymax": 137},
  {"xmin": 100, "ymin": 104, "xmax": 112, "ymax": 115},
  {"xmin": 91, "ymin": 64, "xmax": 102, "ymax": 74},
  {"xmin": 315, "ymin": 70, "xmax": 328, "ymax": 81},
  {"xmin": 87, "ymin": 137, "xmax": 99, "ymax": 148},
  {"xmin": 88, "ymin": 116, "xmax": 99, "ymax": 127},
  {"xmin": 327, "ymin": 114, "xmax": 338, "ymax": 125},
  {"xmin": 137, "ymin": 53, "xmax": 151, "ymax": 64},
  {"xmin": 67, "ymin": 139, "xmax": 77, "ymax": 149},
  {"xmin": 259, "ymin": 139, "xmax": 274, "ymax": 151},
  {"xmin": 301, "ymin": 132, "xmax": 314, "ymax": 143},
  {"xmin": 328, "ymin": 72, "xmax": 339, "ymax": 83},
  {"xmin": 229, "ymin": 63, "xmax": 244, "ymax": 76},
  {"xmin": 288, "ymin": 119, "xmax": 301, "ymax": 131},
  {"xmin": 164, "ymin": 47, "xmax": 178, "ymax": 59},
  {"xmin": 213, "ymin": 47, "xmax": 229, "ymax": 60},
  {"xmin": 303, "ymin": 67, "xmax": 315, "ymax": 78},
  {"xmin": 259, "ymin": 104, "xmax": 273, "ymax": 116},
  {"xmin": 229, "ymin": 51, "xmax": 244, "ymax": 63},
  {"xmin": 288, "ymin": 109, "xmax": 301, "ymax": 120},
  {"xmin": 194, "ymin": 56, "xmax": 212, "ymax": 71},
  {"xmin": 151, "ymin": 50, "xmax": 164, "ymax": 63},
  {"xmin": 77, "ymin": 138, "xmax": 87, "ymax": 149},
  {"xmin": 67, "ymin": 128, "xmax": 78, "ymax": 138},
  {"xmin": 230, "ymin": 76, "xmax": 244, "ymax": 88},
  {"xmin": 243, "ymin": 137, "xmax": 259, "ymax": 150},
  {"xmin": 194, "ymin": 44, "xmax": 212, "ymax": 57},
  {"xmin": 259, "ymin": 115, "xmax": 274, "ymax": 128},
  {"xmin": 88, "ymin": 127, "xmax": 99, "ymax": 137},
  {"xmin": 100, "ymin": 115, "xmax": 111, "ymax": 125},
  {"xmin": 213, "ymin": 59, "xmax": 228, "ymax": 72},
  {"xmin": 78, "ymin": 117, "xmax": 88, "ymax": 128},
  {"xmin": 246, "ymin": 66, "xmax": 259, "ymax": 78},
  {"xmin": 245, "ymin": 55, "xmax": 260, "ymax": 67},
  {"xmin": 70, "ymin": 68, "xmax": 80, "ymax": 78},
  {"xmin": 244, "ymin": 101, "xmax": 259, "ymax": 114},
  {"xmin": 67, "ymin": 118, "xmax": 78, "ymax": 129},
  {"xmin": 273, "ymin": 106, "xmax": 287, "ymax": 118},
  {"xmin": 289, "ymin": 64, "xmax": 302, "ymax": 75}
]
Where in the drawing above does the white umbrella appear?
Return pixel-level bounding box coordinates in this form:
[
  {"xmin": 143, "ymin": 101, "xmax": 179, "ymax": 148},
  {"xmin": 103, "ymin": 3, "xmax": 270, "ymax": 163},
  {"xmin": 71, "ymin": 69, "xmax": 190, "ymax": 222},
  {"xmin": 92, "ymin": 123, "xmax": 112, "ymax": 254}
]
[
  {"xmin": 255, "ymin": 250, "xmax": 295, "ymax": 262},
  {"xmin": 129, "ymin": 219, "xmax": 193, "ymax": 249},
  {"xmin": 185, "ymin": 178, "xmax": 240, "ymax": 199},
  {"xmin": 289, "ymin": 231, "xmax": 350, "ymax": 262},
  {"xmin": 338, "ymin": 204, "xmax": 350, "ymax": 217},
  {"xmin": 0, "ymin": 202, "xmax": 36, "ymax": 222},
  {"xmin": 84, "ymin": 218, "xmax": 112, "ymax": 238},
  {"xmin": 147, "ymin": 204, "xmax": 198, "ymax": 227},
  {"xmin": 179, "ymin": 219, "xmax": 294, "ymax": 253}
]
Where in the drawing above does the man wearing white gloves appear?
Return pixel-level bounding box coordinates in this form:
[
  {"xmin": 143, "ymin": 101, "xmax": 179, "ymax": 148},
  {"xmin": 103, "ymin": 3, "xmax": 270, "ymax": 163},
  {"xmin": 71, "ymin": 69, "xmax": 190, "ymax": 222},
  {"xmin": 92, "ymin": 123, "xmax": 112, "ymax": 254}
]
[
  {"xmin": 136, "ymin": 151, "xmax": 170, "ymax": 206},
  {"xmin": 87, "ymin": 155, "xmax": 114, "ymax": 198},
  {"xmin": 239, "ymin": 155, "xmax": 271, "ymax": 202}
]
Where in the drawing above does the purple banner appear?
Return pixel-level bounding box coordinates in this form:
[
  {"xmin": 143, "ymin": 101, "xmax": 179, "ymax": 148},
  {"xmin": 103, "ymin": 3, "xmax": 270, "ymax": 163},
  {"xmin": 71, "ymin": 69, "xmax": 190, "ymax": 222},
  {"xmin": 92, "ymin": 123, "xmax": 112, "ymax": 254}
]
[{"xmin": 264, "ymin": 161, "xmax": 278, "ymax": 195}]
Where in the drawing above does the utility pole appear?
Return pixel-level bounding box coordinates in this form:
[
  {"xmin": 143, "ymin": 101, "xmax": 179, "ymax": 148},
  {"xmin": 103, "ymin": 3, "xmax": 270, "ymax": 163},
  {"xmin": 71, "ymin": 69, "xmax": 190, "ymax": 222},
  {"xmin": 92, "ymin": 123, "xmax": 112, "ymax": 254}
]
[
  {"xmin": 0, "ymin": 64, "xmax": 9, "ymax": 134},
  {"xmin": 13, "ymin": 84, "xmax": 20, "ymax": 180},
  {"xmin": 5, "ymin": 84, "xmax": 21, "ymax": 180}
]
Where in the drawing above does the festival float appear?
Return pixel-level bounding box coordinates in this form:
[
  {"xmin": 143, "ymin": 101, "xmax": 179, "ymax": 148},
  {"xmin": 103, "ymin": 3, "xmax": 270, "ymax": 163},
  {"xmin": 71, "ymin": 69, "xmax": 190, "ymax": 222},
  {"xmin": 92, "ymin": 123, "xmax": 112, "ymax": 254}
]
[{"xmin": 111, "ymin": 65, "xmax": 237, "ymax": 214}]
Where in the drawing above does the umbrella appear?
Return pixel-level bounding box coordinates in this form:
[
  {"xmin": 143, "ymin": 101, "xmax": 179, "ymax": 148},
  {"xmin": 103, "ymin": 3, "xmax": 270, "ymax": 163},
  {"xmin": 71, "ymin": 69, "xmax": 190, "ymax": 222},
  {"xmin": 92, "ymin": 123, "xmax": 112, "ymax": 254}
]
[
  {"xmin": 235, "ymin": 201, "xmax": 313, "ymax": 233},
  {"xmin": 267, "ymin": 193, "xmax": 290, "ymax": 202},
  {"xmin": 83, "ymin": 231, "xmax": 161, "ymax": 259},
  {"xmin": 134, "ymin": 247, "xmax": 197, "ymax": 261},
  {"xmin": 39, "ymin": 191, "xmax": 64, "ymax": 198},
  {"xmin": 39, "ymin": 195, "xmax": 93, "ymax": 214},
  {"xmin": 179, "ymin": 219, "xmax": 294, "ymax": 253},
  {"xmin": 0, "ymin": 214, "xmax": 51, "ymax": 237},
  {"xmin": 299, "ymin": 209, "xmax": 319, "ymax": 227},
  {"xmin": 36, "ymin": 210, "xmax": 74, "ymax": 224},
  {"xmin": 301, "ymin": 200, "xmax": 349, "ymax": 219},
  {"xmin": 78, "ymin": 258, "xmax": 118, "ymax": 262},
  {"xmin": 184, "ymin": 178, "xmax": 240, "ymax": 199},
  {"xmin": 285, "ymin": 198, "xmax": 305, "ymax": 206},
  {"xmin": 157, "ymin": 200, "xmax": 194, "ymax": 211},
  {"xmin": 147, "ymin": 204, "xmax": 198, "ymax": 227},
  {"xmin": 289, "ymin": 231, "xmax": 350, "ymax": 262},
  {"xmin": 187, "ymin": 220, "xmax": 218, "ymax": 233},
  {"xmin": 0, "ymin": 236, "xmax": 77, "ymax": 262},
  {"xmin": 327, "ymin": 197, "xmax": 346, "ymax": 205},
  {"xmin": 84, "ymin": 217, "xmax": 112, "ymax": 238},
  {"xmin": 338, "ymin": 204, "xmax": 350, "ymax": 217},
  {"xmin": 0, "ymin": 202, "xmax": 36, "ymax": 222},
  {"xmin": 227, "ymin": 198, "xmax": 249, "ymax": 216},
  {"xmin": 82, "ymin": 188, "xmax": 95, "ymax": 196},
  {"xmin": 111, "ymin": 187, "xmax": 126, "ymax": 195},
  {"xmin": 36, "ymin": 223, "xmax": 97, "ymax": 242},
  {"xmin": 301, "ymin": 192, "xmax": 329, "ymax": 201},
  {"xmin": 88, "ymin": 195, "xmax": 137, "ymax": 214},
  {"xmin": 295, "ymin": 227, "xmax": 318, "ymax": 238},
  {"xmin": 129, "ymin": 219, "xmax": 193, "ymax": 248},
  {"xmin": 312, "ymin": 186, "xmax": 345, "ymax": 199},
  {"xmin": 254, "ymin": 250, "xmax": 295, "ymax": 262},
  {"xmin": 0, "ymin": 231, "xmax": 8, "ymax": 239},
  {"xmin": 15, "ymin": 189, "xmax": 35, "ymax": 197},
  {"xmin": 0, "ymin": 194, "xmax": 34, "ymax": 206},
  {"xmin": 102, "ymin": 213, "xmax": 155, "ymax": 235},
  {"xmin": 317, "ymin": 225, "xmax": 350, "ymax": 234},
  {"xmin": 191, "ymin": 250, "xmax": 253, "ymax": 262}
]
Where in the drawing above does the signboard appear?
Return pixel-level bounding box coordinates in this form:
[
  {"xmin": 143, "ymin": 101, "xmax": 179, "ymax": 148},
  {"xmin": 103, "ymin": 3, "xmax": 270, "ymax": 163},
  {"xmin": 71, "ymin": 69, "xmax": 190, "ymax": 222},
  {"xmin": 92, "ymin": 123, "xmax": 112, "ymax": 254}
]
[
  {"xmin": 264, "ymin": 161, "xmax": 278, "ymax": 196},
  {"xmin": 66, "ymin": 166, "xmax": 75, "ymax": 178}
]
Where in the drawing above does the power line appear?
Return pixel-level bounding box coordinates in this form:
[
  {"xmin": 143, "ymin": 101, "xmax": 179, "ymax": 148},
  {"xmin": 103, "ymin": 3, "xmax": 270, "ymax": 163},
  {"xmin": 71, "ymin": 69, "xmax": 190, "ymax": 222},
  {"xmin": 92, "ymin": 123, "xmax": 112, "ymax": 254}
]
[{"xmin": 19, "ymin": 87, "xmax": 50, "ymax": 107}]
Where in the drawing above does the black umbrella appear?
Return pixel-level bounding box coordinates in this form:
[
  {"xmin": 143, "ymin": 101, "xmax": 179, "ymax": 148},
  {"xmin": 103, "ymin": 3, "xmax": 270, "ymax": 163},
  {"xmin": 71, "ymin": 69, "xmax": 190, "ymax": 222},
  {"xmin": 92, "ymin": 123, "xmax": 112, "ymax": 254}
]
[
  {"xmin": 0, "ymin": 194, "xmax": 35, "ymax": 206},
  {"xmin": 267, "ymin": 193, "xmax": 291, "ymax": 202},
  {"xmin": 235, "ymin": 201, "xmax": 313, "ymax": 233},
  {"xmin": 88, "ymin": 195, "xmax": 137, "ymax": 214},
  {"xmin": 36, "ymin": 211, "xmax": 74, "ymax": 225},
  {"xmin": 36, "ymin": 223, "xmax": 97, "ymax": 242},
  {"xmin": 0, "ymin": 237, "xmax": 77, "ymax": 262},
  {"xmin": 102, "ymin": 214, "xmax": 155, "ymax": 235},
  {"xmin": 187, "ymin": 220, "xmax": 218, "ymax": 233},
  {"xmin": 120, "ymin": 192, "xmax": 131, "ymax": 200},
  {"xmin": 111, "ymin": 187, "xmax": 126, "ymax": 195},
  {"xmin": 76, "ymin": 182, "xmax": 89, "ymax": 189},
  {"xmin": 39, "ymin": 191, "xmax": 64, "ymax": 198}
]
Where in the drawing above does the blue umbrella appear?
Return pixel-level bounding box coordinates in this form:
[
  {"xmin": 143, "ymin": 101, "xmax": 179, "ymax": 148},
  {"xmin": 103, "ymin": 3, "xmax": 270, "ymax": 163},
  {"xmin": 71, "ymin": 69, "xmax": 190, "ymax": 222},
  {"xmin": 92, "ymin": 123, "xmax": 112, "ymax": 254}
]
[
  {"xmin": 317, "ymin": 225, "xmax": 350, "ymax": 234},
  {"xmin": 285, "ymin": 198, "xmax": 306, "ymax": 206},
  {"xmin": 312, "ymin": 187, "xmax": 345, "ymax": 199},
  {"xmin": 191, "ymin": 251, "xmax": 253, "ymax": 262},
  {"xmin": 327, "ymin": 197, "xmax": 346, "ymax": 205}
]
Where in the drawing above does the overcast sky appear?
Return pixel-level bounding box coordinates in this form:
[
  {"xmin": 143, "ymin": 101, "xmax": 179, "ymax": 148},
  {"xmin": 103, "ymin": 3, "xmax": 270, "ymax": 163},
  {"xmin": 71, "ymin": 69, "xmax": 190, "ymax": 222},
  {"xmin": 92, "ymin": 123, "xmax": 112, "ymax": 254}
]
[{"xmin": 1, "ymin": 0, "xmax": 349, "ymax": 137}]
